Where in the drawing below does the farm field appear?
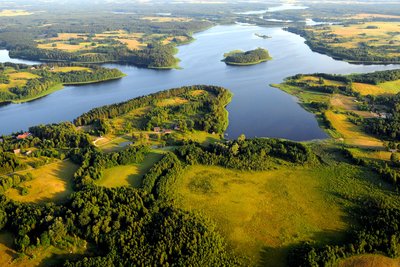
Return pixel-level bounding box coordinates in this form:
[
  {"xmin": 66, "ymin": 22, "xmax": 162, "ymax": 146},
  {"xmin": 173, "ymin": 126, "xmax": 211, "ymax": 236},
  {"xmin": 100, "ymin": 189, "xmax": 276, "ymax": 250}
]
[
  {"xmin": 174, "ymin": 162, "xmax": 399, "ymax": 266},
  {"xmin": 0, "ymin": 10, "xmax": 32, "ymax": 17},
  {"xmin": 296, "ymin": 21, "xmax": 400, "ymax": 63},
  {"xmin": 325, "ymin": 110, "xmax": 382, "ymax": 148},
  {"xmin": 5, "ymin": 160, "xmax": 78, "ymax": 203},
  {"xmin": 352, "ymin": 80, "xmax": 400, "ymax": 96},
  {"xmin": 36, "ymin": 30, "xmax": 190, "ymax": 53}
]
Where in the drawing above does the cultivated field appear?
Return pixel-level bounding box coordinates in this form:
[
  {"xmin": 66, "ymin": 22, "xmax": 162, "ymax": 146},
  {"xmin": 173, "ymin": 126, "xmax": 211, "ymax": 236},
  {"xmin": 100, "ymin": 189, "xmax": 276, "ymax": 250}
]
[
  {"xmin": 352, "ymin": 80, "xmax": 400, "ymax": 96},
  {"xmin": 305, "ymin": 21, "xmax": 400, "ymax": 62}
]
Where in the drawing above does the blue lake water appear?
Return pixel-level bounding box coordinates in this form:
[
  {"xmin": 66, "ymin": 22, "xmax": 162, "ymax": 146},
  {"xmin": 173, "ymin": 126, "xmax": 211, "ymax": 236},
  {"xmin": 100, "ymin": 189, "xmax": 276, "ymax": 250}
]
[{"xmin": 0, "ymin": 25, "xmax": 399, "ymax": 140}]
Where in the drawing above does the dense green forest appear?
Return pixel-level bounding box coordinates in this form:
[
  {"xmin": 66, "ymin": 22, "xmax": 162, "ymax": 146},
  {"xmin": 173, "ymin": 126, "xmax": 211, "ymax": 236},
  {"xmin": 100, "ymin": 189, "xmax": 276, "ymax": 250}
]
[
  {"xmin": 223, "ymin": 48, "xmax": 271, "ymax": 65},
  {"xmin": 0, "ymin": 11, "xmax": 212, "ymax": 68},
  {"xmin": 0, "ymin": 63, "xmax": 124, "ymax": 103},
  {"xmin": 74, "ymin": 85, "xmax": 231, "ymax": 135}
]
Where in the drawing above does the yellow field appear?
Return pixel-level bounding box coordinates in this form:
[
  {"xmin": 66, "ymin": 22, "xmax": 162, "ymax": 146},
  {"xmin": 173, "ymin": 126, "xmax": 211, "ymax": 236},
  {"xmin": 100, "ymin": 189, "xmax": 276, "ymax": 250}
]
[
  {"xmin": 156, "ymin": 97, "xmax": 188, "ymax": 107},
  {"xmin": 0, "ymin": 69, "xmax": 39, "ymax": 94},
  {"xmin": 190, "ymin": 89, "xmax": 206, "ymax": 96},
  {"xmin": 6, "ymin": 160, "xmax": 78, "ymax": 203},
  {"xmin": 174, "ymin": 162, "xmax": 398, "ymax": 266},
  {"xmin": 162, "ymin": 36, "xmax": 190, "ymax": 45},
  {"xmin": 8, "ymin": 72, "xmax": 39, "ymax": 79},
  {"xmin": 339, "ymin": 254, "xmax": 400, "ymax": 267},
  {"xmin": 347, "ymin": 13, "xmax": 400, "ymax": 19},
  {"xmin": 330, "ymin": 22, "xmax": 399, "ymax": 37},
  {"xmin": 51, "ymin": 66, "xmax": 91, "ymax": 73},
  {"xmin": 36, "ymin": 31, "xmax": 148, "ymax": 52},
  {"xmin": 0, "ymin": 10, "xmax": 33, "ymax": 17},
  {"xmin": 352, "ymin": 82, "xmax": 400, "ymax": 96},
  {"xmin": 141, "ymin": 16, "xmax": 192, "ymax": 22},
  {"xmin": 347, "ymin": 147, "xmax": 392, "ymax": 162},
  {"xmin": 118, "ymin": 38, "xmax": 144, "ymax": 50},
  {"xmin": 308, "ymin": 21, "xmax": 400, "ymax": 59},
  {"xmin": 325, "ymin": 110, "xmax": 382, "ymax": 148}
]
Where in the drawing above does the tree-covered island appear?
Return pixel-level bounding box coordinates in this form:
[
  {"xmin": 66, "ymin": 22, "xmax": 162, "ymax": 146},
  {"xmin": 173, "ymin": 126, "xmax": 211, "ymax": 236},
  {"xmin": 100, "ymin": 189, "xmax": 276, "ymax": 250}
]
[{"xmin": 222, "ymin": 48, "xmax": 271, "ymax": 66}]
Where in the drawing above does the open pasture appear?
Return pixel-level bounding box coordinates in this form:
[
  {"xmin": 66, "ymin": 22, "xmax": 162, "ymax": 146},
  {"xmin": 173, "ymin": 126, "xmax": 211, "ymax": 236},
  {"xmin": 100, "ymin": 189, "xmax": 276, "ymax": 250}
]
[
  {"xmin": 5, "ymin": 160, "xmax": 78, "ymax": 203},
  {"xmin": 174, "ymin": 162, "xmax": 399, "ymax": 266}
]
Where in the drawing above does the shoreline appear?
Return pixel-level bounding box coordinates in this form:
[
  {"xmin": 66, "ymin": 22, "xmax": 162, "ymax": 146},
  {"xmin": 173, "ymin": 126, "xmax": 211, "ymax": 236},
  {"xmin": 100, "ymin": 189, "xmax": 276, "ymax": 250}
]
[{"xmin": 7, "ymin": 74, "xmax": 126, "ymax": 104}]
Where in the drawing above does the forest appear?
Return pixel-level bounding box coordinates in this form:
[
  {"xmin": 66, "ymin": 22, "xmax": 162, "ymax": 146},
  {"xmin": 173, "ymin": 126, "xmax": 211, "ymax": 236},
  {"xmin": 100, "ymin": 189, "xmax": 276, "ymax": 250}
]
[
  {"xmin": 0, "ymin": 63, "xmax": 124, "ymax": 103},
  {"xmin": 223, "ymin": 48, "xmax": 271, "ymax": 65},
  {"xmin": 0, "ymin": 11, "xmax": 212, "ymax": 68}
]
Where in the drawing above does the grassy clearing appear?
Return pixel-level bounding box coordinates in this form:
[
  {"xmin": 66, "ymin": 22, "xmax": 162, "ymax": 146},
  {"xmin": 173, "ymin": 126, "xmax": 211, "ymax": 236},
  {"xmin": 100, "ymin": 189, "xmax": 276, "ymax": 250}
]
[
  {"xmin": 6, "ymin": 160, "xmax": 78, "ymax": 203},
  {"xmin": 97, "ymin": 151, "xmax": 165, "ymax": 188},
  {"xmin": 347, "ymin": 147, "xmax": 392, "ymax": 163},
  {"xmin": 156, "ymin": 97, "xmax": 188, "ymax": 107},
  {"xmin": 352, "ymin": 81, "xmax": 400, "ymax": 96},
  {"xmin": 0, "ymin": 10, "xmax": 33, "ymax": 17},
  {"xmin": 51, "ymin": 66, "xmax": 91, "ymax": 73},
  {"xmin": 0, "ymin": 231, "xmax": 90, "ymax": 267},
  {"xmin": 307, "ymin": 21, "xmax": 400, "ymax": 61},
  {"xmin": 339, "ymin": 254, "xmax": 400, "ymax": 267},
  {"xmin": 141, "ymin": 16, "xmax": 192, "ymax": 22},
  {"xmin": 325, "ymin": 110, "xmax": 382, "ymax": 148},
  {"xmin": 172, "ymin": 130, "xmax": 221, "ymax": 145},
  {"xmin": 347, "ymin": 13, "xmax": 400, "ymax": 19},
  {"xmin": 174, "ymin": 161, "xmax": 399, "ymax": 266},
  {"xmin": 35, "ymin": 30, "xmax": 186, "ymax": 53}
]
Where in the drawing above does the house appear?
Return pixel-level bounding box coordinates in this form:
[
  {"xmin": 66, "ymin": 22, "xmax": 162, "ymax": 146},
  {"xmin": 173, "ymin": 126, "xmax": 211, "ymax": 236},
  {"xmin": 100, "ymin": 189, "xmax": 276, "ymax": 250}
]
[
  {"xmin": 30, "ymin": 67, "xmax": 36, "ymax": 70},
  {"xmin": 154, "ymin": 127, "xmax": 161, "ymax": 133},
  {"xmin": 16, "ymin": 132, "xmax": 31, "ymax": 140},
  {"xmin": 13, "ymin": 149, "xmax": 21, "ymax": 155},
  {"xmin": 173, "ymin": 125, "xmax": 180, "ymax": 131},
  {"xmin": 163, "ymin": 129, "xmax": 173, "ymax": 134},
  {"xmin": 25, "ymin": 150, "xmax": 32, "ymax": 156}
]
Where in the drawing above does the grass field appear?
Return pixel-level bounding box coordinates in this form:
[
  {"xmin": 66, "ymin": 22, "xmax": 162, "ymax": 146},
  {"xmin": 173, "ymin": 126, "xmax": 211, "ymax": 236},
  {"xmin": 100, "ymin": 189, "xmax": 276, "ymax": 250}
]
[
  {"xmin": 174, "ymin": 162, "xmax": 399, "ymax": 266},
  {"xmin": 51, "ymin": 66, "xmax": 92, "ymax": 73},
  {"xmin": 352, "ymin": 81, "xmax": 400, "ymax": 96},
  {"xmin": 97, "ymin": 151, "xmax": 165, "ymax": 188},
  {"xmin": 325, "ymin": 110, "xmax": 382, "ymax": 148},
  {"xmin": 6, "ymin": 160, "xmax": 78, "ymax": 203},
  {"xmin": 339, "ymin": 254, "xmax": 400, "ymax": 267},
  {"xmin": 36, "ymin": 30, "xmax": 188, "ymax": 53},
  {"xmin": 347, "ymin": 13, "xmax": 400, "ymax": 19},
  {"xmin": 0, "ymin": 231, "xmax": 89, "ymax": 267},
  {"xmin": 141, "ymin": 16, "xmax": 192, "ymax": 22},
  {"xmin": 0, "ymin": 10, "xmax": 33, "ymax": 17},
  {"xmin": 306, "ymin": 21, "xmax": 400, "ymax": 61},
  {"xmin": 347, "ymin": 147, "xmax": 392, "ymax": 163}
]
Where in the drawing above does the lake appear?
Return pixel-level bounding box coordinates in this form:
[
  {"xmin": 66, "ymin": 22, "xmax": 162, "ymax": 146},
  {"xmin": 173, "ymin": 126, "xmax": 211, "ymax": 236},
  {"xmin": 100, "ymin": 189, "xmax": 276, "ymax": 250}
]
[{"xmin": 0, "ymin": 24, "xmax": 399, "ymax": 140}]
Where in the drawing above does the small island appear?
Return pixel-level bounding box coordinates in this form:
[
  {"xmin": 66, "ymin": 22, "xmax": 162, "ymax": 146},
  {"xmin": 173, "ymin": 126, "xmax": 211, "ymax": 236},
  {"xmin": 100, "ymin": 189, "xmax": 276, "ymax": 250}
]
[
  {"xmin": 222, "ymin": 48, "xmax": 272, "ymax": 66},
  {"xmin": 255, "ymin": 33, "xmax": 272, "ymax": 39},
  {"xmin": 0, "ymin": 63, "xmax": 125, "ymax": 104}
]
